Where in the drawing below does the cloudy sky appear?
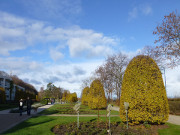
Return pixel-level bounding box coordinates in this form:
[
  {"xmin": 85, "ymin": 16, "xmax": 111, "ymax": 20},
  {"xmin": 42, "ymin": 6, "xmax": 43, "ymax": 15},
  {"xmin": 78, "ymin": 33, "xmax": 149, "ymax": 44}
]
[{"xmin": 0, "ymin": 0, "xmax": 179, "ymax": 97}]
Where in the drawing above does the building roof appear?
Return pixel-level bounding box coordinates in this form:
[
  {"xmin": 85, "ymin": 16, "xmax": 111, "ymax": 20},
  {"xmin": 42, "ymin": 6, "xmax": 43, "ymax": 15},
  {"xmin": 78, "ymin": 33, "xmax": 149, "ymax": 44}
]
[{"xmin": 0, "ymin": 71, "xmax": 12, "ymax": 80}]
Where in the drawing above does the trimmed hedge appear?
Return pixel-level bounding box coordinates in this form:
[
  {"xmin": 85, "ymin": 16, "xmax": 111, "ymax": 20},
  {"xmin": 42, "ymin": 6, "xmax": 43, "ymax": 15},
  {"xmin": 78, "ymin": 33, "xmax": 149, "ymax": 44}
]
[{"xmin": 120, "ymin": 55, "xmax": 169, "ymax": 124}]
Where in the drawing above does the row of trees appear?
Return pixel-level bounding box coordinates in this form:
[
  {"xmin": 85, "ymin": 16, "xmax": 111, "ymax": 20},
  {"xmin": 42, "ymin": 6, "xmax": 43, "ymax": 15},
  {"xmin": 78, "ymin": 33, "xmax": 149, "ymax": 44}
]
[
  {"xmin": 38, "ymin": 83, "xmax": 78, "ymax": 103},
  {"xmin": 38, "ymin": 83, "xmax": 63, "ymax": 101}
]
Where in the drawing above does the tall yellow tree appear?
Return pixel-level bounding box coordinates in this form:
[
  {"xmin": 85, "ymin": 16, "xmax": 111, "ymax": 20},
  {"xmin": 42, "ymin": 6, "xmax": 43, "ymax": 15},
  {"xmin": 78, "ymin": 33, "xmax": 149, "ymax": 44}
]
[
  {"xmin": 81, "ymin": 87, "xmax": 90, "ymax": 105},
  {"xmin": 120, "ymin": 55, "xmax": 169, "ymax": 125},
  {"xmin": 88, "ymin": 79, "xmax": 107, "ymax": 109}
]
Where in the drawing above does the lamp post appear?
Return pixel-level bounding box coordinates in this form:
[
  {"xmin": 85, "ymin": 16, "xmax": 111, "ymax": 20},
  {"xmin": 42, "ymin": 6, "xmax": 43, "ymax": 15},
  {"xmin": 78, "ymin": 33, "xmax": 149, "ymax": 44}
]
[
  {"xmin": 124, "ymin": 102, "xmax": 129, "ymax": 129},
  {"xmin": 161, "ymin": 67, "xmax": 167, "ymax": 90}
]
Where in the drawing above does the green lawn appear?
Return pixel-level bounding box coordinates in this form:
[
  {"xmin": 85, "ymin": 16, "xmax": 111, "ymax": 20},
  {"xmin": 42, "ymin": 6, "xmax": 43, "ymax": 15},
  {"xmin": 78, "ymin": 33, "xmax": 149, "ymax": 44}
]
[
  {"xmin": 4, "ymin": 116, "xmax": 121, "ymax": 135},
  {"xmin": 158, "ymin": 123, "xmax": 180, "ymax": 135},
  {"xmin": 40, "ymin": 103, "xmax": 119, "ymax": 115},
  {"xmin": 4, "ymin": 115, "xmax": 180, "ymax": 135}
]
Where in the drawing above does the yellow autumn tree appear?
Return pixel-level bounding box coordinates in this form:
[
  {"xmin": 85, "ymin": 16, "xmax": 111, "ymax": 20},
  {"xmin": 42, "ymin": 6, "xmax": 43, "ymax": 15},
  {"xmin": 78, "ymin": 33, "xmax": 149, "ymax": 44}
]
[
  {"xmin": 62, "ymin": 90, "xmax": 70, "ymax": 102},
  {"xmin": 67, "ymin": 92, "xmax": 78, "ymax": 103},
  {"xmin": 81, "ymin": 87, "xmax": 90, "ymax": 105},
  {"xmin": 88, "ymin": 79, "xmax": 107, "ymax": 109},
  {"xmin": 120, "ymin": 55, "xmax": 169, "ymax": 125}
]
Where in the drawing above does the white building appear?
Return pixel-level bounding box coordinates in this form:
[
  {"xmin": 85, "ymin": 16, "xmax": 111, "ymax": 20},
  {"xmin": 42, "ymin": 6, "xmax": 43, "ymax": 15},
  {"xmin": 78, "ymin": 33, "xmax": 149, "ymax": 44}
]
[{"xmin": 0, "ymin": 71, "xmax": 25, "ymax": 100}]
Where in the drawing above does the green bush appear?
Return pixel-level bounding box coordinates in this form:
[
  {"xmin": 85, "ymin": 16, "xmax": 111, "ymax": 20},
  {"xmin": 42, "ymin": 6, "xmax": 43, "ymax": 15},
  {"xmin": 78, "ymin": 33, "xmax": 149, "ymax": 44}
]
[{"xmin": 120, "ymin": 55, "xmax": 169, "ymax": 124}]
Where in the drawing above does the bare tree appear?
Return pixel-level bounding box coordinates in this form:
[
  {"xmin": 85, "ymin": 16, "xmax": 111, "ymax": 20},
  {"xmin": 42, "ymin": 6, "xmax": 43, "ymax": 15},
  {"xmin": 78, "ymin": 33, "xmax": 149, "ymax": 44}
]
[
  {"xmin": 105, "ymin": 53, "xmax": 129, "ymax": 101},
  {"xmin": 95, "ymin": 52, "xmax": 129, "ymax": 102},
  {"xmin": 153, "ymin": 11, "xmax": 180, "ymax": 67},
  {"xmin": 139, "ymin": 45, "xmax": 165, "ymax": 68}
]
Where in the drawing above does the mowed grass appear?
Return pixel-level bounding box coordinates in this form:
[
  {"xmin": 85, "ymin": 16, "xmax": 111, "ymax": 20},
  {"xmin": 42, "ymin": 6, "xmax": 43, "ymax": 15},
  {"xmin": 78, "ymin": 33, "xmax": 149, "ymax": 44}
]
[
  {"xmin": 40, "ymin": 103, "xmax": 119, "ymax": 115},
  {"xmin": 4, "ymin": 115, "xmax": 180, "ymax": 135},
  {"xmin": 158, "ymin": 123, "xmax": 180, "ymax": 135},
  {"xmin": 4, "ymin": 116, "xmax": 121, "ymax": 135}
]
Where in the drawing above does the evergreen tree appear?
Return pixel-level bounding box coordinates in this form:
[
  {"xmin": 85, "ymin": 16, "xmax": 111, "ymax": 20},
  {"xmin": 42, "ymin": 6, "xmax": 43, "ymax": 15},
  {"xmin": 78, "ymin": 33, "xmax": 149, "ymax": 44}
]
[{"xmin": 120, "ymin": 55, "xmax": 169, "ymax": 124}]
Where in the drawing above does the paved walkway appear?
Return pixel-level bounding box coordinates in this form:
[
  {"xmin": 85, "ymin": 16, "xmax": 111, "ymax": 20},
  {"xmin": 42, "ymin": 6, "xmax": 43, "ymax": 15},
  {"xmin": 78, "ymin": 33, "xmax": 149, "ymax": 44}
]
[
  {"xmin": 0, "ymin": 104, "xmax": 53, "ymax": 134},
  {"xmin": 167, "ymin": 115, "xmax": 180, "ymax": 125}
]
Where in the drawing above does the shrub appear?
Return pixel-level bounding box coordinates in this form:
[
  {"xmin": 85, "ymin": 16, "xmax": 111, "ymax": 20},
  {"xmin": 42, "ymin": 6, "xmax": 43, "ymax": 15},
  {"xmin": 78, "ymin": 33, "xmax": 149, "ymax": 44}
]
[
  {"xmin": 120, "ymin": 55, "xmax": 169, "ymax": 124},
  {"xmin": 81, "ymin": 87, "xmax": 90, "ymax": 105},
  {"xmin": 88, "ymin": 79, "xmax": 107, "ymax": 109},
  {"xmin": 0, "ymin": 87, "xmax": 6, "ymax": 103}
]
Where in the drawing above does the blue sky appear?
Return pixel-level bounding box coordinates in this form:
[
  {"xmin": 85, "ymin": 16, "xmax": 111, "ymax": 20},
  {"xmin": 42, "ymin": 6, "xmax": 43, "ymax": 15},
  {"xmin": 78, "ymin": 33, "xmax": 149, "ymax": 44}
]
[{"xmin": 0, "ymin": 0, "xmax": 180, "ymax": 97}]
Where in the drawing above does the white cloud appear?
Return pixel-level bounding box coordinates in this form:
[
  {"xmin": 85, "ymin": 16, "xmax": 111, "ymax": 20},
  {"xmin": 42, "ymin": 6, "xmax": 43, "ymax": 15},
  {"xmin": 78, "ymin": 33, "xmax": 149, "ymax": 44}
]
[
  {"xmin": 0, "ymin": 11, "xmax": 119, "ymax": 59},
  {"xmin": 0, "ymin": 57, "xmax": 43, "ymax": 74},
  {"xmin": 128, "ymin": 7, "xmax": 138, "ymax": 21},
  {"xmin": 165, "ymin": 66, "xmax": 180, "ymax": 97},
  {"xmin": 141, "ymin": 5, "xmax": 152, "ymax": 16},
  {"xmin": 128, "ymin": 4, "xmax": 153, "ymax": 21},
  {"xmin": 49, "ymin": 48, "xmax": 64, "ymax": 61},
  {"xmin": 19, "ymin": 0, "xmax": 82, "ymax": 24}
]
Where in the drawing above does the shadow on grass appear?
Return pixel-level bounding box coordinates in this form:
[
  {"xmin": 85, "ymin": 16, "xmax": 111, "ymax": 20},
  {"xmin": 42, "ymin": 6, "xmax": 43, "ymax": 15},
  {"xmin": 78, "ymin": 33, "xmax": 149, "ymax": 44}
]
[
  {"xmin": 4, "ymin": 116, "xmax": 56, "ymax": 134},
  {"xmin": 90, "ymin": 118, "xmax": 97, "ymax": 122}
]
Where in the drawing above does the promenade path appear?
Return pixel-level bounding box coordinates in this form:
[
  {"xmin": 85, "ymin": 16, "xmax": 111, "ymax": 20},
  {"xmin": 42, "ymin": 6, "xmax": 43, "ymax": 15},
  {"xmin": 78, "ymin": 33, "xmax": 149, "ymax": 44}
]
[{"xmin": 0, "ymin": 104, "xmax": 52, "ymax": 134}]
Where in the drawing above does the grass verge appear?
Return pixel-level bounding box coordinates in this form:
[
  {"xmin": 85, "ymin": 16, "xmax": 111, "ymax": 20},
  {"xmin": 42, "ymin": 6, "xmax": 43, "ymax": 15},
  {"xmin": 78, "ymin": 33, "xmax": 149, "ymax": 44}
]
[{"xmin": 39, "ymin": 103, "xmax": 119, "ymax": 115}]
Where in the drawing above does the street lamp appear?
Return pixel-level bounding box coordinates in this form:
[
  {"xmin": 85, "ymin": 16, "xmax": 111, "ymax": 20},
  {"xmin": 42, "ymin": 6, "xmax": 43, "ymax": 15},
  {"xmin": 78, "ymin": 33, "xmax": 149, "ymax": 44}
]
[
  {"xmin": 124, "ymin": 102, "xmax": 129, "ymax": 129},
  {"xmin": 161, "ymin": 67, "xmax": 167, "ymax": 90}
]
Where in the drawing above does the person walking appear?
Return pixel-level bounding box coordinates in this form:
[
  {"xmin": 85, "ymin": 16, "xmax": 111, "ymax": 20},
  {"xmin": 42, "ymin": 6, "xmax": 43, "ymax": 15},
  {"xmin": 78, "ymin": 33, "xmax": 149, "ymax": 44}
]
[
  {"xmin": 26, "ymin": 97, "xmax": 32, "ymax": 116},
  {"xmin": 19, "ymin": 99, "xmax": 24, "ymax": 116}
]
